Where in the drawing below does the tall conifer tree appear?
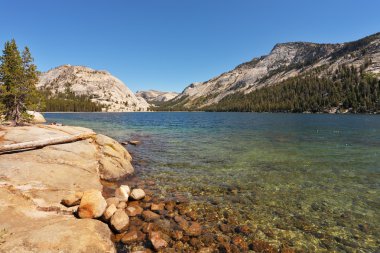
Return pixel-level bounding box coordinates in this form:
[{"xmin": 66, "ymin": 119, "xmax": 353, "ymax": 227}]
[{"xmin": 0, "ymin": 39, "xmax": 43, "ymax": 125}]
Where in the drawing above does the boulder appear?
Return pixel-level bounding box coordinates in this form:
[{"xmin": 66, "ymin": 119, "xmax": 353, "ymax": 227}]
[
  {"xmin": 103, "ymin": 204, "xmax": 117, "ymax": 220},
  {"xmin": 61, "ymin": 191, "xmax": 83, "ymax": 207},
  {"xmin": 78, "ymin": 189, "xmax": 107, "ymax": 219},
  {"xmin": 130, "ymin": 188, "xmax": 146, "ymax": 200},
  {"xmin": 99, "ymin": 156, "xmax": 134, "ymax": 181},
  {"xmin": 26, "ymin": 110, "xmax": 46, "ymax": 123},
  {"xmin": 96, "ymin": 134, "xmax": 134, "ymax": 181},
  {"xmin": 115, "ymin": 185, "xmax": 131, "ymax": 201},
  {"xmin": 110, "ymin": 209, "xmax": 129, "ymax": 232}
]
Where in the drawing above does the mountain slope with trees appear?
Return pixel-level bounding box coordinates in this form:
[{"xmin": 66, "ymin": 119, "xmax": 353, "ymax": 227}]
[{"xmin": 157, "ymin": 32, "xmax": 380, "ymax": 113}]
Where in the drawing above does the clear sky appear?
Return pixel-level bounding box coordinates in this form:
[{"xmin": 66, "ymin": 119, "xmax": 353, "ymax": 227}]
[{"xmin": 1, "ymin": 0, "xmax": 379, "ymax": 93}]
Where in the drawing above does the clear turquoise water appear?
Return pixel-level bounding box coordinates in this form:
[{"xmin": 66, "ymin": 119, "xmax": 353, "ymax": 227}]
[{"xmin": 44, "ymin": 112, "xmax": 380, "ymax": 252}]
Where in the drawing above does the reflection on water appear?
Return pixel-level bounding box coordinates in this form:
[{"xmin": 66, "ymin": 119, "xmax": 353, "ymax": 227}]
[{"xmin": 45, "ymin": 112, "xmax": 380, "ymax": 252}]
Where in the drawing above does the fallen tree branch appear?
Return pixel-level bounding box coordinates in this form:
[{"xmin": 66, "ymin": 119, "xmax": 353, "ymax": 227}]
[{"xmin": 0, "ymin": 132, "xmax": 96, "ymax": 153}]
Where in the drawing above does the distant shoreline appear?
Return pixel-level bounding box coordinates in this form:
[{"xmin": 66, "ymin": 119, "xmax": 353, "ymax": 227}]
[{"xmin": 41, "ymin": 111, "xmax": 378, "ymax": 114}]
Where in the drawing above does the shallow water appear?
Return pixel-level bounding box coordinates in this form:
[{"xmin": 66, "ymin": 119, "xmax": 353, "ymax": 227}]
[{"xmin": 45, "ymin": 112, "xmax": 380, "ymax": 252}]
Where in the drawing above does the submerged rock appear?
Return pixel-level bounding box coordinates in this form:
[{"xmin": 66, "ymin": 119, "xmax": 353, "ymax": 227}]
[
  {"xmin": 187, "ymin": 222, "xmax": 202, "ymax": 236},
  {"xmin": 142, "ymin": 210, "xmax": 160, "ymax": 221},
  {"xmin": 121, "ymin": 230, "xmax": 139, "ymax": 244},
  {"xmin": 78, "ymin": 189, "xmax": 107, "ymax": 219},
  {"xmin": 130, "ymin": 188, "xmax": 146, "ymax": 200},
  {"xmin": 151, "ymin": 202, "xmax": 165, "ymax": 211},
  {"xmin": 126, "ymin": 205, "xmax": 144, "ymax": 217},
  {"xmin": 149, "ymin": 231, "xmax": 168, "ymax": 251}
]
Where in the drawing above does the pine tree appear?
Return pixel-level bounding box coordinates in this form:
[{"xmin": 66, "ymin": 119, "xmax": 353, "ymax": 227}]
[{"xmin": 0, "ymin": 40, "xmax": 44, "ymax": 125}]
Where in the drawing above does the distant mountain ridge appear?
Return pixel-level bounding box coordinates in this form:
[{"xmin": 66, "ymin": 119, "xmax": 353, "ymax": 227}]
[
  {"xmin": 37, "ymin": 65, "xmax": 149, "ymax": 112},
  {"xmin": 161, "ymin": 32, "xmax": 380, "ymax": 111},
  {"xmin": 136, "ymin": 90, "xmax": 179, "ymax": 105}
]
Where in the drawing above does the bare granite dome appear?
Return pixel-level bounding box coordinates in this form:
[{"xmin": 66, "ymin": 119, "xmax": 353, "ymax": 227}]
[{"xmin": 37, "ymin": 65, "xmax": 149, "ymax": 112}]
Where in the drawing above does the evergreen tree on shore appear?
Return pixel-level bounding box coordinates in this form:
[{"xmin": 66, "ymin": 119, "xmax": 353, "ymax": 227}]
[{"xmin": 0, "ymin": 39, "xmax": 44, "ymax": 125}]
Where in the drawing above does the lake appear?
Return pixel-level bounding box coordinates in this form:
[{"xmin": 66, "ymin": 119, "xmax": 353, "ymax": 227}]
[{"xmin": 44, "ymin": 112, "xmax": 380, "ymax": 252}]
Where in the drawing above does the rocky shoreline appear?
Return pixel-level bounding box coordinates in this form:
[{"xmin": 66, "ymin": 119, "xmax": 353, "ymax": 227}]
[
  {"xmin": 0, "ymin": 124, "xmax": 296, "ymax": 253},
  {"xmin": 0, "ymin": 124, "xmax": 133, "ymax": 252}
]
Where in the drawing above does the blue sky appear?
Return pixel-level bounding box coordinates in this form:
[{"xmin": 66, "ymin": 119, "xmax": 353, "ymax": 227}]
[{"xmin": 1, "ymin": 0, "xmax": 379, "ymax": 93}]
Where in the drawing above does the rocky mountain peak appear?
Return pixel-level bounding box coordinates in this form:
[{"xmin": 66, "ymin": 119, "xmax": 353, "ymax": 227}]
[
  {"xmin": 37, "ymin": 65, "xmax": 149, "ymax": 112},
  {"xmin": 165, "ymin": 32, "xmax": 380, "ymax": 110},
  {"xmin": 136, "ymin": 90, "xmax": 179, "ymax": 104}
]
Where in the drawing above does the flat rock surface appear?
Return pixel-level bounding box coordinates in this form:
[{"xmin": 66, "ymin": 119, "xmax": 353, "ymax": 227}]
[{"xmin": 0, "ymin": 125, "xmax": 133, "ymax": 252}]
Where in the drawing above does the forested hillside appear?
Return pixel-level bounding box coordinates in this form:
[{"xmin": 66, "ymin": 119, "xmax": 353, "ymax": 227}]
[
  {"xmin": 204, "ymin": 63, "xmax": 380, "ymax": 113},
  {"xmin": 41, "ymin": 88, "xmax": 103, "ymax": 112},
  {"xmin": 156, "ymin": 32, "xmax": 380, "ymax": 112}
]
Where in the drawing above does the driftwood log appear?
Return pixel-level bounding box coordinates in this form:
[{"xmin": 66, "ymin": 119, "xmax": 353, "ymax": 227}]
[{"xmin": 0, "ymin": 132, "xmax": 96, "ymax": 153}]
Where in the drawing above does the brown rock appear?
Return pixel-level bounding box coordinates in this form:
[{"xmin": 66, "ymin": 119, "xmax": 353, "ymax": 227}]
[
  {"xmin": 165, "ymin": 201, "xmax": 176, "ymax": 212},
  {"xmin": 232, "ymin": 235, "xmax": 248, "ymax": 251},
  {"xmin": 174, "ymin": 215, "xmax": 189, "ymax": 231},
  {"xmin": 142, "ymin": 210, "xmax": 160, "ymax": 221},
  {"xmin": 149, "ymin": 231, "xmax": 168, "ymax": 251},
  {"xmin": 110, "ymin": 209, "xmax": 129, "ymax": 232},
  {"xmin": 171, "ymin": 230, "xmax": 183, "ymax": 240},
  {"xmin": 186, "ymin": 210, "xmax": 198, "ymax": 221},
  {"xmin": 61, "ymin": 191, "xmax": 83, "ymax": 207},
  {"xmin": 78, "ymin": 189, "xmax": 107, "ymax": 219},
  {"xmin": 187, "ymin": 222, "xmax": 202, "ymax": 236},
  {"xmin": 142, "ymin": 222, "xmax": 156, "ymax": 233},
  {"xmin": 128, "ymin": 201, "xmax": 141, "ymax": 207},
  {"xmin": 235, "ymin": 225, "xmax": 251, "ymax": 235},
  {"xmin": 190, "ymin": 237, "xmax": 200, "ymax": 247},
  {"xmin": 143, "ymin": 195, "xmax": 152, "ymax": 202},
  {"xmin": 250, "ymin": 240, "xmax": 276, "ymax": 253},
  {"xmin": 121, "ymin": 230, "xmax": 139, "ymax": 244},
  {"xmin": 129, "ymin": 216, "xmax": 144, "ymax": 227},
  {"xmin": 173, "ymin": 241, "xmax": 184, "ymax": 251},
  {"xmin": 126, "ymin": 205, "xmax": 143, "ymax": 216},
  {"xmin": 219, "ymin": 223, "xmax": 233, "ymax": 233},
  {"xmin": 199, "ymin": 233, "xmax": 215, "ymax": 245},
  {"xmin": 151, "ymin": 203, "xmax": 165, "ymax": 211}
]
